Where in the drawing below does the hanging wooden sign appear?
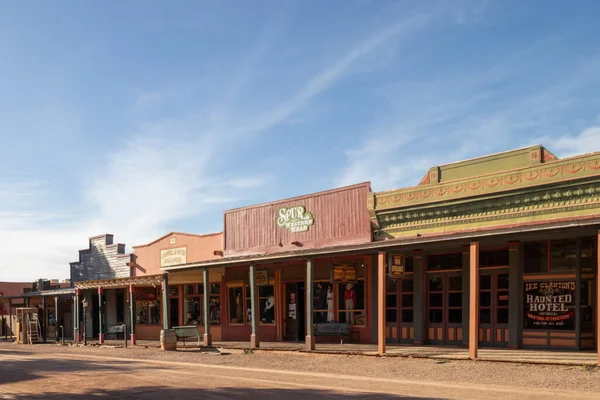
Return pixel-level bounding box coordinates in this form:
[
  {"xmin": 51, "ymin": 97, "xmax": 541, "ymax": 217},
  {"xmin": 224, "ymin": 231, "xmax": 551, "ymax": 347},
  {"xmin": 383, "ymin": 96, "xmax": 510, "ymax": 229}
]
[
  {"xmin": 389, "ymin": 254, "xmax": 405, "ymax": 278},
  {"xmin": 332, "ymin": 265, "xmax": 356, "ymax": 283}
]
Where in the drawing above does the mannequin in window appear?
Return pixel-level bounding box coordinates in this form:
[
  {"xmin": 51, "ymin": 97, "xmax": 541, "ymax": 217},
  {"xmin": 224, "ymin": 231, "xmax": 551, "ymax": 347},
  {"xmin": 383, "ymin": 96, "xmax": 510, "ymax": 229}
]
[
  {"xmin": 262, "ymin": 296, "xmax": 275, "ymax": 324},
  {"xmin": 326, "ymin": 285, "xmax": 334, "ymax": 322},
  {"xmin": 344, "ymin": 283, "xmax": 356, "ymax": 323},
  {"xmin": 235, "ymin": 293, "xmax": 242, "ymax": 323}
]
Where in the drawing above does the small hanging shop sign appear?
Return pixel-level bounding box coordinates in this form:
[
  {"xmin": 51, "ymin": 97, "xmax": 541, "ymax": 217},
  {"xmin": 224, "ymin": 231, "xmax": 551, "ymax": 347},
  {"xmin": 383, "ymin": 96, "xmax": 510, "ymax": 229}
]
[
  {"xmin": 255, "ymin": 269, "xmax": 269, "ymax": 286},
  {"xmin": 389, "ymin": 254, "xmax": 405, "ymax": 278},
  {"xmin": 332, "ymin": 265, "xmax": 356, "ymax": 283},
  {"xmin": 524, "ymin": 280, "xmax": 576, "ymax": 330},
  {"xmin": 276, "ymin": 206, "xmax": 314, "ymax": 233}
]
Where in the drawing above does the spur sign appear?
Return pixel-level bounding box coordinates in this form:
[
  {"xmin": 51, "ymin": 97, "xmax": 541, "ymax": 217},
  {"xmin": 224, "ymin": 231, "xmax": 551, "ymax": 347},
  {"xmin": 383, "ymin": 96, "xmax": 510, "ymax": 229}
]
[{"xmin": 276, "ymin": 206, "xmax": 314, "ymax": 233}]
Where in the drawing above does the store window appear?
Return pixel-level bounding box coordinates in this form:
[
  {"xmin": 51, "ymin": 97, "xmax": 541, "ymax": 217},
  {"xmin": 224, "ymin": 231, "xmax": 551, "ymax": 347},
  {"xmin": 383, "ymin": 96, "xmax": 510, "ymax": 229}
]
[
  {"xmin": 338, "ymin": 280, "xmax": 365, "ymax": 325},
  {"xmin": 228, "ymin": 286, "xmax": 244, "ymax": 324},
  {"xmin": 258, "ymin": 285, "xmax": 275, "ymax": 324},
  {"xmin": 169, "ymin": 286, "xmax": 179, "ymax": 328},
  {"xmin": 480, "ymin": 250, "xmax": 509, "ymax": 267},
  {"xmin": 209, "ymin": 283, "xmax": 221, "ymax": 325},
  {"xmin": 523, "ymin": 280, "xmax": 576, "ymax": 330},
  {"xmin": 314, "ymin": 282, "xmax": 333, "ymax": 324},
  {"xmin": 549, "ymin": 240, "xmax": 577, "ymax": 271},
  {"xmin": 428, "ymin": 253, "xmax": 462, "ymax": 271},
  {"xmin": 135, "ymin": 287, "xmax": 160, "ymax": 325},
  {"xmin": 447, "ymin": 276, "xmax": 462, "ymax": 324},
  {"xmin": 581, "ymin": 280, "xmax": 594, "ymax": 333},
  {"xmin": 523, "ymin": 241, "xmax": 548, "ymax": 274},
  {"xmin": 184, "ymin": 284, "xmax": 201, "ymax": 325},
  {"xmin": 581, "ymin": 237, "xmax": 597, "ymax": 273}
]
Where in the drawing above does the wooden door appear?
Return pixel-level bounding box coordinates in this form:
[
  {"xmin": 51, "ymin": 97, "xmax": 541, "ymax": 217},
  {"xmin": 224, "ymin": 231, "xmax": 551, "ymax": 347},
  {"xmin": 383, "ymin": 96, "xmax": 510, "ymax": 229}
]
[
  {"xmin": 479, "ymin": 270, "xmax": 509, "ymax": 347},
  {"xmin": 284, "ymin": 283, "xmax": 299, "ymax": 341},
  {"xmin": 427, "ymin": 273, "xmax": 463, "ymax": 345}
]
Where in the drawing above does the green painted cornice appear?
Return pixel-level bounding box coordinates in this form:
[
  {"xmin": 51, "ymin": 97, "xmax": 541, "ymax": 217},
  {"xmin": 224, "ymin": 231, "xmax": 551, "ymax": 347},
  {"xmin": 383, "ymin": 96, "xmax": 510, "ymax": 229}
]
[
  {"xmin": 373, "ymin": 179, "xmax": 600, "ymax": 239},
  {"xmin": 370, "ymin": 150, "xmax": 600, "ymax": 213}
]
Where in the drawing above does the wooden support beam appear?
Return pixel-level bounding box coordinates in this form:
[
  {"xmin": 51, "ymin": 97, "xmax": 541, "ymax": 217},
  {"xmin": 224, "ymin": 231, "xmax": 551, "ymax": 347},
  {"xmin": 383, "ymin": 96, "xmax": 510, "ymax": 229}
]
[
  {"xmin": 378, "ymin": 251, "xmax": 386, "ymax": 355},
  {"xmin": 597, "ymin": 231, "xmax": 600, "ymax": 366},
  {"xmin": 249, "ymin": 265, "xmax": 259, "ymax": 348},
  {"xmin": 98, "ymin": 287, "xmax": 104, "ymax": 344},
  {"xmin": 202, "ymin": 268, "xmax": 212, "ymax": 346},
  {"xmin": 305, "ymin": 259, "xmax": 315, "ymax": 351},
  {"xmin": 469, "ymin": 241, "xmax": 479, "ymax": 361}
]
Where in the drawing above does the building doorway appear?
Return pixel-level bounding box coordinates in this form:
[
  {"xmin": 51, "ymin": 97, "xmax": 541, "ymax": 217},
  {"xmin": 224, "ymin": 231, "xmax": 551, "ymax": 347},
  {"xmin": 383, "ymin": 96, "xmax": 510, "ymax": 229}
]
[
  {"xmin": 385, "ymin": 277, "xmax": 414, "ymax": 343},
  {"xmin": 284, "ymin": 282, "xmax": 305, "ymax": 341},
  {"xmin": 426, "ymin": 272, "xmax": 463, "ymax": 345},
  {"xmin": 479, "ymin": 270, "xmax": 509, "ymax": 347}
]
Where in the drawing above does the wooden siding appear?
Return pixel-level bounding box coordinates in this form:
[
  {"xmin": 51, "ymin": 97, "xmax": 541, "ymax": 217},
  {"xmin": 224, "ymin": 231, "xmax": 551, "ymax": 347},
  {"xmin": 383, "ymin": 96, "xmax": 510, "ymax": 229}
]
[{"xmin": 224, "ymin": 182, "xmax": 372, "ymax": 256}]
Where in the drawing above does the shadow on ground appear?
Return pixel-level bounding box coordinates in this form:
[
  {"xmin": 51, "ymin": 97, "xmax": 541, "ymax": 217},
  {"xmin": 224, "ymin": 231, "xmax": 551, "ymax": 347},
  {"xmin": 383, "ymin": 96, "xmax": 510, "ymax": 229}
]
[{"xmin": 0, "ymin": 387, "xmax": 442, "ymax": 399}]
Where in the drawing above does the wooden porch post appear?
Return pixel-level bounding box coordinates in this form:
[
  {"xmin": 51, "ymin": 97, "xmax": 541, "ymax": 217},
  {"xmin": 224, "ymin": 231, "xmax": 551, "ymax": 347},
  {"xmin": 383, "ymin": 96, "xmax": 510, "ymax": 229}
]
[
  {"xmin": 202, "ymin": 268, "xmax": 212, "ymax": 346},
  {"xmin": 469, "ymin": 241, "xmax": 480, "ymax": 360},
  {"xmin": 54, "ymin": 295, "xmax": 59, "ymax": 343},
  {"xmin": 98, "ymin": 287, "xmax": 104, "ymax": 344},
  {"xmin": 129, "ymin": 285, "xmax": 136, "ymax": 345},
  {"xmin": 276, "ymin": 266, "xmax": 283, "ymax": 342},
  {"xmin": 249, "ymin": 264, "xmax": 260, "ymax": 348},
  {"xmin": 74, "ymin": 289, "xmax": 80, "ymax": 343},
  {"xmin": 305, "ymin": 258, "xmax": 315, "ymax": 351},
  {"xmin": 413, "ymin": 250, "xmax": 424, "ymax": 346},
  {"xmin": 41, "ymin": 296, "xmax": 47, "ymax": 343},
  {"xmin": 597, "ymin": 231, "xmax": 600, "ymax": 365},
  {"xmin": 378, "ymin": 251, "xmax": 386, "ymax": 355}
]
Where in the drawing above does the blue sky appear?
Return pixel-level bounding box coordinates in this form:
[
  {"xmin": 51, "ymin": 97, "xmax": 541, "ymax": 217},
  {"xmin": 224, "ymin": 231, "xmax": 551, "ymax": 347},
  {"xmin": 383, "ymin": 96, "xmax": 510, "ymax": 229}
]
[{"xmin": 2, "ymin": 0, "xmax": 600, "ymax": 281}]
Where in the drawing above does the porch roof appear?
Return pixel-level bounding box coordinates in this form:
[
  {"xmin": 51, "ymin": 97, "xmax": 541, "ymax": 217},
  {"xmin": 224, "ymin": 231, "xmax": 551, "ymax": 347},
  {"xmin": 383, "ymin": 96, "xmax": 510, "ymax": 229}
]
[
  {"xmin": 73, "ymin": 274, "xmax": 163, "ymax": 289},
  {"xmin": 162, "ymin": 215, "xmax": 600, "ymax": 272}
]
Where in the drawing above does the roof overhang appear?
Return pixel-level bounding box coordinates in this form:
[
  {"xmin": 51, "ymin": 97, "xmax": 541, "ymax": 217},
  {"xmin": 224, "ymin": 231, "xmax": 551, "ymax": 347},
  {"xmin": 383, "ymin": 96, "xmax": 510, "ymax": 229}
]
[
  {"xmin": 162, "ymin": 216, "xmax": 600, "ymax": 272},
  {"xmin": 74, "ymin": 274, "xmax": 164, "ymax": 289},
  {"xmin": 22, "ymin": 288, "xmax": 77, "ymax": 297}
]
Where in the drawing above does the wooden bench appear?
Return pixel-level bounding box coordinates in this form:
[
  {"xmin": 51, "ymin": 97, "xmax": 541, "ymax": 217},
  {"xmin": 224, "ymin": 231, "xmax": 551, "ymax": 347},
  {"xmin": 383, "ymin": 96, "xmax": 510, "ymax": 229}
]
[
  {"xmin": 105, "ymin": 325, "xmax": 125, "ymax": 340},
  {"xmin": 173, "ymin": 326, "xmax": 201, "ymax": 347},
  {"xmin": 315, "ymin": 322, "xmax": 351, "ymax": 344}
]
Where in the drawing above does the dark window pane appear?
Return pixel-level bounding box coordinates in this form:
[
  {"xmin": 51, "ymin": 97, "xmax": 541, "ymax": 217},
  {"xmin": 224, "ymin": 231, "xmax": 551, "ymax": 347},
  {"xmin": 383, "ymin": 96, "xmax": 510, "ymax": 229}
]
[
  {"xmin": 401, "ymin": 294, "xmax": 413, "ymax": 308},
  {"xmin": 480, "ymin": 308, "xmax": 491, "ymax": 324},
  {"xmin": 550, "ymin": 240, "xmax": 577, "ymax": 271},
  {"xmin": 480, "ymin": 292, "xmax": 491, "ymax": 307},
  {"xmin": 169, "ymin": 286, "xmax": 179, "ymax": 297},
  {"xmin": 429, "ymin": 293, "xmax": 443, "ymax": 307},
  {"xmin": 402, "ymin": 309, "xmax": 414, "ymax": 323},
  {"xmin": 386, "ymin": 294, "xmax": 397, "ymax": 308},
  {"xmin": 448, "ymin": 293, "xmax": 462, "ymax": 307},
  {"xmin": 259, "ymin": 297, "xmax": 275, "ymax": 324},
  {"xmin": 446, "ymin": 253, "xmax": 462, "ymax": 269},
  {"xmin": 405, "ymin": 256, "xmax": 414, "ymax": 273},
  {"xmin": 581, "ymin": 238, "xmax": 597, "ymax": 272},
  {"xmin": 228, "ymin": 287, "xmax": 243, "ymax": 324},
  {"xmin": 581, "ymin": 280, "xmax": 594, "ymax": 333},
  {"xmin": 448, "ymin": 309, "xmax": 462, "ymax": 323},
  {"xmin": 429, "ymin": 309, "xmax": 443, "ymax": 323},
  {"xmin": 386, "ymin": 279, "xmax": 397, "ymax": 293},
  {"xmin": 196, "ymin": 284, "xmax": 204, "ymax": 295},
  {"xmin": 497, "ymin": 292, "xmax": 509, "ymax": 307},
  {"xmin": 524, "ymin": 242, "xmax": 547, "ymax": 273},
  {"xmin": 428, "ymin": 255, "xmax": 444, "ymax": 270},
  {"xmin": 449, "ymin": 276, "xmax": 462, "ymax": 291},
  {"xmin": 259, "ymin": 285, "xmax": 274, "ymax": 298},
  {"xmin": 480, "ymin": 250, "xmax": 509, "ymax": 267},
  {"xmin": 386, "ymin": 309, "xmax": 397, "ymax": 323},
  {"xmin": 186, "ymin": 285, "xmax": 195, "ymax": 295},
  {"xmin": 429, "ymin": 277, "xmax": 443, "ymax": 292},
  {"xmin": 497, "ymin": 308, "xmax": 509, "ymax": 324},
  {"xmin": 497, "ymin": 274, "xmax": 509, "ymax": 290},
  {"xmin": 402, "ymin": 279, "xmax": 414, "ymax": 293},
  {"xmin": 210, "ymin": 283, "xmax": 221, "ymax": 295},
  {"xmin": 480, "ymin": 275, "xmax": 491, "ymax": 290}
]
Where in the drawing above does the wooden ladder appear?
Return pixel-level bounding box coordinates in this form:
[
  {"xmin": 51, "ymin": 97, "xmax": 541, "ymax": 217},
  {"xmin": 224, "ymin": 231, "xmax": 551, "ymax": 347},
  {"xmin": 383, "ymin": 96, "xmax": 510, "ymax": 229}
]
[{"xmin": 27, "ymin": 314, "xmax": 40, "ymax": 344}]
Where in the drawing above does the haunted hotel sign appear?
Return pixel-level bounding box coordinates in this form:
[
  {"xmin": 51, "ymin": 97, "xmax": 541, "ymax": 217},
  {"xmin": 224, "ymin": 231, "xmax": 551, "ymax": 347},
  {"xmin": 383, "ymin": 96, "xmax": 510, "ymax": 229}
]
[
  {"xmin": 277, "ymin": 206, "xmax": 314, "ymax": 233},
  {"xmin": 524, "ymin": 281, "xmax": 576, "ymax": 330}
]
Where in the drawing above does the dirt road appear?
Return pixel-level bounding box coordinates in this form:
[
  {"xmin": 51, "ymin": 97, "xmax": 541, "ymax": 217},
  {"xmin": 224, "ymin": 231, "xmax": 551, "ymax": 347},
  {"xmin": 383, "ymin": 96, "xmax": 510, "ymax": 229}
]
[{"xmin": 0, "ymin": 344, "xmax": 598, "ymax": 399}]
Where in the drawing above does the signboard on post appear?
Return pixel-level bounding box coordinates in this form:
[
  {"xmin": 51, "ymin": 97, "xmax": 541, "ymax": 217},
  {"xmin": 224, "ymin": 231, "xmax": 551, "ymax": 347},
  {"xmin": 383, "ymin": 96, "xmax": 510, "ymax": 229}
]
[
  {"xmin": 524, "ymin": 280, "xmax": 576, "ymax": 330},
  {"xmin": 332, "ymin": 265, "xmax": 356, "ymax": 283},
  {"xmin": 276, "ymin": 206, "xmax": 314, "ymax": 233},
  {"xmin": 389, "ymin": 254, "xmax": 405, "ymax": 278},
  {"xmin": 255, "ymin": 270, "xmax": 269, "ymax": 286}
]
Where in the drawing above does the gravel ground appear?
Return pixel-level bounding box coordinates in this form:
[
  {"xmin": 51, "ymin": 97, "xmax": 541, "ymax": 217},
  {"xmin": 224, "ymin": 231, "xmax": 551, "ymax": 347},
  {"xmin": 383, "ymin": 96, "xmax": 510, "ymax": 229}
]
[{"xmin": 2, "ymin": 342, "xmax": 599, "ymax": 392}]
